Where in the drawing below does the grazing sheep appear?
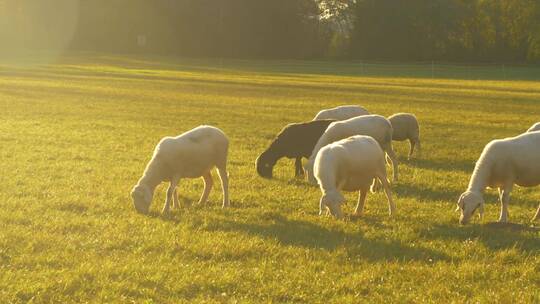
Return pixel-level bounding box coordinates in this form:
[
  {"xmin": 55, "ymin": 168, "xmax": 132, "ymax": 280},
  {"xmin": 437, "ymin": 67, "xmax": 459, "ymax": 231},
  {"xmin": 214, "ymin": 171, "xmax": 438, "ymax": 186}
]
[
  {"xmin": 388, "ymin": 113, "xmax": 421, "ymax": 159},
  {"xmin": 313, "ymin": 105, "xmax": 369, "ymax": 121},
  {"xmin": 256, "ymin": 120, "xmax": 336, "ymax": 178},
  {"xmin": 527, "ymin": 122, "xmax": 540, "ymax": 133},
  {"xmin": 305, "ymin": 115, "xmax": 399, "ymax": 185},
  {"xmin": 457, "ymin": 131, "xmax": 540, "ymax": 224},
  {"xmin": 131, "ymin": 126, "xmax": 229, "ymax": 215},
  {"xmin": 315, "ymin": 135, "xmax": 396, "ymax": 219}
]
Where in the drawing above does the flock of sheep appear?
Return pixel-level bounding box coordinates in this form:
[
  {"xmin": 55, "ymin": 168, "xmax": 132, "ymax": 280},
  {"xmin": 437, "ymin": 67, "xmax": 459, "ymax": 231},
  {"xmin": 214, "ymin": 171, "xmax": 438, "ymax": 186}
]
[{"xmin": 131, "ymin": 105, "xmax": 540, "ymax": 225}]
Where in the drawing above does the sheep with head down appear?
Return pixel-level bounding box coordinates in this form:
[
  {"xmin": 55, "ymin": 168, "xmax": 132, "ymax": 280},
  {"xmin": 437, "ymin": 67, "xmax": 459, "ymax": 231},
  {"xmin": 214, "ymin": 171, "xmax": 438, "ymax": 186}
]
[
  {"xmin": 305, "ymin": 114, "xmax": 399, "ymax": 185},
  {"xmin": 457, "ymin": 131, "xmax": 540, "ymax": 225},
  {"xmin": 131, "ymin": 125, "xmax": 229, "ymax": 215},
  {"xmin": 388, "ymin": 113, "xmax": 421, "ymax": 159},
  {"xmin": 256, "ymin": 120, "xmax": 336, "ymax": 179},
  {"xmin": 315, "ymin": 135, "xmax": 396, "ymax": 219},
  {"xmin": 313, "ymin": 105, "xmax": 369, "ymax": 121}
]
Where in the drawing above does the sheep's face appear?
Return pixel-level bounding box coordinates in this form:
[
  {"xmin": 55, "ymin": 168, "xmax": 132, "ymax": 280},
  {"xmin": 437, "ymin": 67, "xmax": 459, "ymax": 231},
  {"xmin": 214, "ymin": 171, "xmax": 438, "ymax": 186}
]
[
  {"xmin": 255, "ymin": 153, "xmax": 275, "ymax": 179},
  {"xmin": 457, "ymin": 191, "xmax": 484, "ymax": 225},
  {"xmin": 131, "ymin": 185, "xmax": 153, "ymax": 214},
  {"xmin": 320, "ymin": 191, "xmax": 345, "ymax": 219}
]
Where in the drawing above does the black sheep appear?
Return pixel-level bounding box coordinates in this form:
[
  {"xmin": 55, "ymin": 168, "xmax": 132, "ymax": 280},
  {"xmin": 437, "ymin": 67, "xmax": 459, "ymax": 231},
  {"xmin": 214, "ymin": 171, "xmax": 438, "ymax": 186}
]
[{"xmin": 256, "ymin": 120, "xmax": 336, "ymax": 178}]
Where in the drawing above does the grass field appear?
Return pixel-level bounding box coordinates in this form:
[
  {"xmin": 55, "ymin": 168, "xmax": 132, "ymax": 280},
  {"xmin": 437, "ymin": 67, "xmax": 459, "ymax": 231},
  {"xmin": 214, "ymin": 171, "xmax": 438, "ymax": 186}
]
[{"xmin": 0, "ymin": 54, "xmax": 539, "ymax": 303}]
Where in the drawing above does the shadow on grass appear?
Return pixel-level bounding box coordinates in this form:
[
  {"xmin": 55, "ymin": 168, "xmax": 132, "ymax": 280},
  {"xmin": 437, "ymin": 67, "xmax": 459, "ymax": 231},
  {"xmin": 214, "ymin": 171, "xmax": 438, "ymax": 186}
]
[
  {"xmin": 147, "ymin": 210, "xmax": 181, "ymax": 224},
  {"xmin": 204, "ymin": 213, "xmax": 449, "ymax": 263},
  {"xmin": 406, "ymin": 157, "xmax": 474, "ymax": 174},
  {"xmin": 419, "ymin": 222, "xmax": 540, "ymax": 253},
  {"xmin": 394, "ymin": 182, "xmax": 539, "ymax": 209},
  {"xmin": 394, "ymin": 183, "xmax": 461, "ymax": 202}
]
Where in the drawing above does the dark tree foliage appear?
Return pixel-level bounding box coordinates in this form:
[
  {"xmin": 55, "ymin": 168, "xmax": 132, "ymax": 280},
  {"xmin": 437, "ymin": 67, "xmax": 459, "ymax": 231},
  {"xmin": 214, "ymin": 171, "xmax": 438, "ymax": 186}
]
[
  {"xmin": 71, "ymin": 0, "xmax": 320, "ymax": 59},
  {"xmin": 348, "ymin": 0, "xmax": 540, "ymax": 62},
  {"xmin": 68, "ymin": 0, "xmax": 540, "ymax": 62}
]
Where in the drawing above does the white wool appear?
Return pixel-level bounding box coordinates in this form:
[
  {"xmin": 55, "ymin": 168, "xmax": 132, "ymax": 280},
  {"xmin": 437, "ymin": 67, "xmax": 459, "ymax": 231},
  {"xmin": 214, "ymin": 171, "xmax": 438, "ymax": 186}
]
[
  {"xmin": 314, "ymin": 135, "xmax": 396, "ymax": 219},
  {"xmin": 131, "ymin": 125, "xmax": 229, "ymax": 214},
  {"xmin": 526, "ymin": 122, "xmax": 540, "ymax": 133},
  {"xmin": 305, "ymin": 114, "xmax": 398, "ymax": 184},
  {"xmin": 388, "ymin": 113, "xmax": 421, "ymax": 159},
  {"xmin": 458, "ymin": 131, "xmax": 540, "ymax": 224},
  {"xmin": 313, "ymin": 105, "xmax": 369, "ymax": 121}
]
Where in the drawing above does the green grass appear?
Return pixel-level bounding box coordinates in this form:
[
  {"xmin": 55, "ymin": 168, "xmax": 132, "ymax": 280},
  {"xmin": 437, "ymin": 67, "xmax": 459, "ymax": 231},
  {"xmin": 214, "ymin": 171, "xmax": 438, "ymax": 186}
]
[{"xmin": 0, "ymin": 54, "xmax": 539, "ymax": 303}]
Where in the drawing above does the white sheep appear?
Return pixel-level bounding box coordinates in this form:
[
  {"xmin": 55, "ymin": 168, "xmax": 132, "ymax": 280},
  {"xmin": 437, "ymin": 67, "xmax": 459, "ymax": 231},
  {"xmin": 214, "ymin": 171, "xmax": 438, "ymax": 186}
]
[
  {"xmin": 457, "ymin": 131, "xmax": 540, "ymax": 224},
  {"xmin": 305, "ymin": 114, "xmax": 399, "ymax": 184},
  {"xmin": 131, "ymin": 125, "xmax": 229, "ymax": 215},
  {"xmin": 315, "ymin": 135, "xmax": 396, "ymax": 219},
  {"xmin": 313, "ymin": 105, "xmax": 369, "ymax": 121},
  {"xmin": 527, "ymin": 122, "xmax": 540, "ymax": 133},
  {"xmin": 388, "ymin": 113, "xmax": 421, "ymax": 159}
]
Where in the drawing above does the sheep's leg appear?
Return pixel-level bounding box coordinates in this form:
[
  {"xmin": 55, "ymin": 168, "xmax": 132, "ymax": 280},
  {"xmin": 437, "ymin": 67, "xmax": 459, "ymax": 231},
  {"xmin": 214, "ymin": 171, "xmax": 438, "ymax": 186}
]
[
  {"xmin": 162, "ymin": 177, "xmax": 180, "ymax": 215},
  {"xmin": 353, "ymin": 187, "xmax": 369, "ymax": 216},
  {"xmin": 295, "ymin": 157, "xmax": 304, "ymax": 178},
  {"xmin": 319, "ymin": 197, "xmax": 326, "ymax": 216},
  {"xmin": 533, "ymin": 204, "xmax": 540, "ymax": 222},
  {"xmin": 197, "ymin": 172, "xmax": 214, "ymax": 206},
  {"xmin": 498, "ymin": 184, "xmax": 513, "ymax": 223},
  {"xmin": 379, "ymin": 176, "xmax": 396, "ymax": 216},
  {"xmin": 172, "ymin": 188, "xmax": 180, "ymax": 209},
  {"xmin": 408, "ymin": 138, "xmax": 416, "ymax": 160},
  {"xmin": 415, "ymin": 138, "xmax": 421, "ymax": 157},
  {"xmin": 217, "ymin": 164, "xmax": 230, "ymax": 208},
  {"xmin": 385, "ymin": 146, "xmax": 399, "ymax": 182}
]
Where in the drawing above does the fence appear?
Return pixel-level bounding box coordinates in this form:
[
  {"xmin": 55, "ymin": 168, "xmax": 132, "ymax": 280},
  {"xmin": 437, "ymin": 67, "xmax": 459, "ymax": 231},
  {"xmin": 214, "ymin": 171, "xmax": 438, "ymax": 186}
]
[{"xmin": 214, "ymin": 58, "xmax": 540, "ymax": 81}]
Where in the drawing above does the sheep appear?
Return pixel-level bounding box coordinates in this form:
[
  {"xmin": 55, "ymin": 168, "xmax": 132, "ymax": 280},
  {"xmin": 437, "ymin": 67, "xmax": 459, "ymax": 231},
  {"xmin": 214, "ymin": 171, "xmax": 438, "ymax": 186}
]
[
  {"xmin": 388, "ymin": 113, "xmax": 421, "ymax": 159},
  {"xmin": 527, "ymin": 122, "xmax": 540, "ymax": 133},
  {"xmin": 305, "ymin": 114, "xmax": 399, "ymax": 185},
  {"xmin": 256, "ymin": 120, "xmax": 336, "ymax": 179},
  {"xmin": 315, "ymin": 135, "xmax": 396, "ymax": 219},
  {"xmin": 457, "ymin": 131, "xmax": 540, "ymax": 225},
  {"xmin": 131, "ymin": 125, "xmax": 229, "ymax": 215},
  {"xmin": 313, "ymin": 105, "xmax": 369, "ymax": 121}
]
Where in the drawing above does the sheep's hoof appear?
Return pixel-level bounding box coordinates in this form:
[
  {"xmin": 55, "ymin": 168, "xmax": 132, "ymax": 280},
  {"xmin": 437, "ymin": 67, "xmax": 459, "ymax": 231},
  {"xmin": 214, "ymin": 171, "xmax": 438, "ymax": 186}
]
[{"xmin": 161, "ymin": 209, "xmax": 171, "ymax": 217}]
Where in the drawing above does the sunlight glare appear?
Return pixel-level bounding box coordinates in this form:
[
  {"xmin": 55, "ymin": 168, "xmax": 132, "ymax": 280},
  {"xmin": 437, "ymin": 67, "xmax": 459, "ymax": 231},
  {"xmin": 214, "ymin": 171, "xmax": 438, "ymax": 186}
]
[{"xmin": 0, "ymin": 0, "xmax": 79, "ymax": 66}]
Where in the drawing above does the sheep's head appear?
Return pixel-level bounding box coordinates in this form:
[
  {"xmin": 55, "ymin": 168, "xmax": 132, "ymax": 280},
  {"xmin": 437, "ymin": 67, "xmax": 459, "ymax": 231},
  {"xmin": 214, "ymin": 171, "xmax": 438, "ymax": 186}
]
[
  {"xmin": 131, "ymin": 184, "xmax": 153, "ymax": 214},
  {"xmin": 320, "ymin": 191, "xmax": 345, "ymax": 219},
  {"xmin": 456, "ymin": 191, "xmax": 484, "ymax": 225},
  {"xmin": 255, "ymin": 152, "xmax": 275, "ymax": 179}
]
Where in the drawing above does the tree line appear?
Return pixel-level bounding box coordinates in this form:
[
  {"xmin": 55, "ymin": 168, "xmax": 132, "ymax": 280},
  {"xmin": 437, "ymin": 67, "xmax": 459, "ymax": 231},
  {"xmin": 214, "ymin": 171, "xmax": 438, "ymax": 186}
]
[{"xmin": 61, "ymin": 0, "xmax": 540, "ymax": 62}]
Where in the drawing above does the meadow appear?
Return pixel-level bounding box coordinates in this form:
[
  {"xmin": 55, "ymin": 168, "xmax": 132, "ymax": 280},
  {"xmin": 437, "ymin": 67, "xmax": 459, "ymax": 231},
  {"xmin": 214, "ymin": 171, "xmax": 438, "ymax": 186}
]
[{"xmin": 0, "ymin": 54, "xmax": 539, "ymax": 303}]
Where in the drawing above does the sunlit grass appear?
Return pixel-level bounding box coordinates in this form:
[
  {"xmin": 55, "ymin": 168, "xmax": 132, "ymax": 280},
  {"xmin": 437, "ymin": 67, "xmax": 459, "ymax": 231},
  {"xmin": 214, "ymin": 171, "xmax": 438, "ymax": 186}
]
[{"xmin": 0, "ymin": 54, "xmax": 539, "ymax": 303}]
